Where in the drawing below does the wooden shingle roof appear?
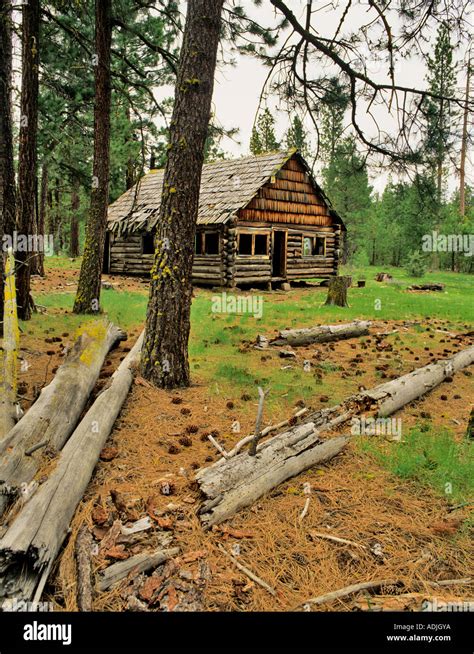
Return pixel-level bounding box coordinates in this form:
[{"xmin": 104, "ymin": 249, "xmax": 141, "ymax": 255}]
[{"xmin": 107, "ymin": 149, "xmax": 342, "ymax": 235}]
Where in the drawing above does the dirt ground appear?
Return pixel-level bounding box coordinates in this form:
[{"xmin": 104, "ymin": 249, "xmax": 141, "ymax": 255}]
[{"xmin": 18, "ymin": 268, "xmax": 474, "ymax": 612}]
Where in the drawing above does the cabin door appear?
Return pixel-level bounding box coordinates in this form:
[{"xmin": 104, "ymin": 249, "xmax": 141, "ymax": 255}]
[
  {"xmin": 272, "ymin": 230, "xmax": 287, "ymax": 278},
  {"xmin": 103, "ymin": 232, "xmax": 111, "ymax": 273}
]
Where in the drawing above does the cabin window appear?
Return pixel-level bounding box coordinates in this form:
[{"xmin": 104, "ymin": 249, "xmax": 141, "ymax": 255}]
[
  {"xmin": 254, "ymin": 234, "xmax": 269, "ymax": 255},
  {"xmin": 204, "ymin": 232, "xmax": 219, "ymax": 255},
  {"xmin": 315, "ymin": 236, "xmax": 326, "ymax": 255},
  {"xmin": 303, "ymin": 235, "xmax": 326, "ymax": 256},
  {"xmin": 238, "ymin": 233, "xmax": 253, "ymax": 255},
  {"xmin": 238, "ymin": 232, "xmax": 270, "ymax": 256},
  {"xmin": 195, "ymin": 232, "xmax": 220, "ymax": 255},
  {"xmin": 142, "ymin": 232, "xmax": 155, "ymax": 254}
]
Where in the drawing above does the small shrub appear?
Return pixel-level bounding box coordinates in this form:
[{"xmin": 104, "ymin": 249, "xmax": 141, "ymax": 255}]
[{"xmin": 405, "ymin": 251, "xmax": 427, "ymax": 278}]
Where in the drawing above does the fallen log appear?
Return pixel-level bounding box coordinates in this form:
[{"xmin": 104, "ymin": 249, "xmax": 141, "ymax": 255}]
[
  {"xmin": 0, "ymin": 321, "xmax": 126, "ymax": 516},
  {"xmin": 270, "ymin": 320, "xmax": 371, "ymax": 347},
  {"xmin": 354, "ymin": 345, "xmax": 474, "ymax": 417},
  {"xmin": 196, "ymin": 425, "xmax": 349, "ymax": 528},
  {"xmin": 98, "ymin": 546, "xmax": 179, "ymax": 592},
  {"xmin": 408, "ymin": 283, "xmax": 445, "ymax": 291},
  {"xmin": 196, "ymin": 344, "xmax": 474, "ymax": 527},
  {"xmin": 0, "ymin": 331, "xmax": 144, "ymax": 602}
]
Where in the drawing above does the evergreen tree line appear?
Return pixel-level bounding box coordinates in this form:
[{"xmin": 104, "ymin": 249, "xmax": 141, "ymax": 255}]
[{"xmin": 250, "ymin": 24, "xmax": 473, "ymax": 274}]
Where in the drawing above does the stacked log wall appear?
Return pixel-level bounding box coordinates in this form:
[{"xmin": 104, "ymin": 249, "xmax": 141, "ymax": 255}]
[{"xmin": 109, "ymin": 230, "xmax": 225, "ymax": 285}]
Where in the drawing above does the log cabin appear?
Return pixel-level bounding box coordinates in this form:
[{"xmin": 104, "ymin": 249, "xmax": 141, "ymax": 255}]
[{"xmin": 105, "ymin": 149, "xmax": 346, "ymax": 288}]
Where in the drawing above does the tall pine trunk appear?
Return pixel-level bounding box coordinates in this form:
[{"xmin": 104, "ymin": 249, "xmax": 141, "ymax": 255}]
[
  {"xmin": 70, "ymin": 177, "xmax": 80, "ymax": 258},
  {"xmin": 73, "ymin": 0, "xmax": 112, "ymax": 314},
  {"xmin": 0, "ymin": 2, "xmax": 17, "ymax": 332},
  {"xmin": 36, "ymin": 162, "xmax": 48, "ymax": 275},
  {"xmin": 17, "ymin": 0, "xmax": 40, "ymax": 320},
  {"xmin": 459, "ymin": 57, "xmax": 470, "ymax": 219},
  {"xmin": 140, "ymin": 0, "xmax": 224, "ymax": 389}
]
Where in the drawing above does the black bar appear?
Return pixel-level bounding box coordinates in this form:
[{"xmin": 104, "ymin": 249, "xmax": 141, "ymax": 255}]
[{"xmin": 0, "ymin": 611, "xmax": 471, "ymax": 652}]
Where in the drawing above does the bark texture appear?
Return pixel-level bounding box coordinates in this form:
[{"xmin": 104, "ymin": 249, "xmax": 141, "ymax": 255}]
[
  {"xmin": 324, "ymin": 276, "xmax": 351, "ymax": 307},
  {"xmin": 459, "ymin": 58, "xmax": 470, "ymax": 218},
  {"xmin": 16, "ymin": 0, "xmax": 40, "ymax": 320},
  {"xmin": 73, "ymin": 0, "xmax": 112, "ymax": 313},
  {"xmin": 0, "ymin": 2, "xmax": 16, "ymax": 329},
  {"xmin": 140, "ymin": 0, "xmax": 225, "ymax": 388}
]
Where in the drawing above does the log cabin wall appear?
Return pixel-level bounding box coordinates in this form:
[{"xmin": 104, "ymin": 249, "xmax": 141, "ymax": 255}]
[
  {"xmin": 109, "ymin": 234, "xmax": 152, "ymax": 275},
  {"xmin": 192, "ymin": 226, "xmax": 225, "ymax": 286},
  {"xmin": 109, "ymin": 228, "xmax": 226, "ymax": 285}
]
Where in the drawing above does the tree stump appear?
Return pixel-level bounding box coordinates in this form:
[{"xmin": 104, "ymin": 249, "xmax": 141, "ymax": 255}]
[
  {"xmin": 324, "ymin": 276, "xmax": 351, "ymax": 307},
  {"xmin": 375, "ymin": 272, "xmax": 392, "ymax": 282}
]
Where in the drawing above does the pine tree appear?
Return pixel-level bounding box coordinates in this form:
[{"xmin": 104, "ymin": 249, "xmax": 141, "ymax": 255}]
[
  {"xmin": 321, "ymin": 137, "xmax": 372, "ymax": 263},
  {"xmin": 140, "ymin": 0, "xmax": 225, "ymax": 389},
  {"xmin": 424, "ymin": 23, "xmax": 457, "ymax": 203},
  {"xmin": 17, "ymin": 0, "xmax": 40, "ymax": 321},
  {"xmin": 0, "ymin": 1, "xmax": 16, "ymax": 331},
  {"xmin": 73, "ymin": 0, "xmax": 112, "ymax": 314},
  {"xmin": 250, "ymin": 108, "xmax": 280, "ymax": 154},
  {"xmin": 319, "ymin": 78, "xmax": 349, "ymax": 165},
  {"xmin": 285, "ymin": 115, "xmax": 309, "ymax": 157}
]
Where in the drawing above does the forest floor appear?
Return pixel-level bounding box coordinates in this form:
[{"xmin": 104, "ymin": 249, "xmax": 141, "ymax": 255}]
[{"xmin": 15, "ymin": 258, "xmax": 474, "ymax": 612}]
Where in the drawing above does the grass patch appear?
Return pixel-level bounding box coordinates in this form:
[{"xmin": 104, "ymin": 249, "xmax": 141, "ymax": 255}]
[
  {"xmin": 358, "ymin": 426, "xmax": 474, "ymax": 505},
  {"xmin": 44, "ymin": 255, "xmax": 82, "ymax": 270},
  {"xmin": 37, "ymin": 290, "xmax": 147, "ymax": 331}
]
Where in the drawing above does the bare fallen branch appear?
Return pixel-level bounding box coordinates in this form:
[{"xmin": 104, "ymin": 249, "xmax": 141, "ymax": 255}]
[
  {"xmin": 249, "ymin": 387, "xmax": 269, "ymax": 456},
  {"xmin": 309, "ymin": 531, "xmax": 366, "ymax": 550},
  {"xmin": 298, "ymin": 578, "xmax": 398, "ymax": 608},
  {"xmin": 218, "ymin": 544, "xmax": 276, "ymax": 597}
]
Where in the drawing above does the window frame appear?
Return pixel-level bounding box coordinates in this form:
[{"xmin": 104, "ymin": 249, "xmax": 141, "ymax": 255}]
[
  {"xmin": 302, "ymin": 233, "xmax": 326, "ymax": 257},
  {"xmin": 237, "ymin": 231, "xmax": 271, "ymax": 258},
  {"xmin": 194, "ymin": 231, "xmax": 221, "ymax": 256}
]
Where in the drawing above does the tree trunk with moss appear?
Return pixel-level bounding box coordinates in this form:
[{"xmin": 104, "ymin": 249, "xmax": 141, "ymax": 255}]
[
  {"xmin": 140, "ymin": 0, "xmax": 224, "ymax": 389},
  {"xmin": 16, "ymin": 0, "xmax": 40, "ymax": 321},
  {"xmin": 73, "ymin": 0, "xmax": 111, "ymax": 314},
  {"xmin": 324, "ymin": 276, "xmax": 351, "ymax": 307},
  {"xmin": 0, "ymin": 2, "xmax": 17, "ymax": 332}
]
